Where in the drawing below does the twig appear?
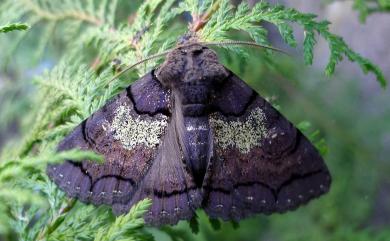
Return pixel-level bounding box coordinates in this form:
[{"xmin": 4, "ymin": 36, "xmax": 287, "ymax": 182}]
[
  {"xmin": 36, "ymin": 199, "xmax": 77, "ymax": 241},
  {"xmin": 191, "ymin": 0, "xmax": 223, "ymax": 32}
]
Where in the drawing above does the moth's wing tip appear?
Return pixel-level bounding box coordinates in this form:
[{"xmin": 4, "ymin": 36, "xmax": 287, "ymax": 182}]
[
  {"xmin": 203, "ymin": 168, "xmax": 331, "ymax": 222},
  {"xmin": 46, "ymin": 161, "xmax": 93, "ymax": 203},
  {"xmin": 275, "ymin": 169, "xmax": 331, "ymax": 213}
]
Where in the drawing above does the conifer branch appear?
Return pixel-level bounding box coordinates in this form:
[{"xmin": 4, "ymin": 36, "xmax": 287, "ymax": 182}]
[
  {"xmin": 0, "ymin": 1, "xmax": 387, "ymax": 240},
  {"xmin": 0, "ymin": 22, "xmax": 29, "ymax": 33},
  {"xmin": 198, "ymin": 1, "xmax": 387, "ymax": 87},
  {"xmin": 20, "ymin": 0, "xmax": 103, "ymax": 25},
  {"xmin": 353, "ymin": 0, "xmax": 390, "ymax": 22},
  {"xmin": 36, "ymin": 198, "xmax": 77, "ymax": 241},
  {"xmin": 94, "ymin": 199, "xmax": 153, "ymax": 241}
]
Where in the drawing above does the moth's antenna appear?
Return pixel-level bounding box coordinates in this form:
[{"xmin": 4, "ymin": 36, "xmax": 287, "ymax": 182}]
[
  {"xmin": 106, "ymin": 50, "xmax": 171, "ymax": 85},
  {"xmin": 106, "ymin": 41, "xmax": 286, "ymax": 86},
  {"xmin": 199, "ymin": 40, "xmax": 288, "ymax": 55}
]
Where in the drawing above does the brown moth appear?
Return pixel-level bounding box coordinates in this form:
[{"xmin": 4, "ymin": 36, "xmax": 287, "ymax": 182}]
[{"xmin": 47, "ymin": 35, "xmax": 331, "ymax": 226}]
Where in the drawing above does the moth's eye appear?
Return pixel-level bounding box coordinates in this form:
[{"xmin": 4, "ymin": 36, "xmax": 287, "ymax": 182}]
[
  {"xmin": 153, "ymin": 69, "xmax": 160, "ymax": 79},
  {"xmin": 192, "ymin": 49, "xmax": 203, "ymax": 56}
]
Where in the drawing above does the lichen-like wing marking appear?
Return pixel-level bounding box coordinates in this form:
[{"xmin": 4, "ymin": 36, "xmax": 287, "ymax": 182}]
[
  {"xmin": 47, "ymin": 72, "xmax": 201, "ymax": 226},
  {"xmin": 47, "ymin": 72, "xmax": 171, "ymax": 206},
  {"xmin": 112, "ymin": 114, "xmax": 202, "ymax": 226},
  {"xmin": 203, "ymin": 72, "xmax": 331, "ymax": 221}
]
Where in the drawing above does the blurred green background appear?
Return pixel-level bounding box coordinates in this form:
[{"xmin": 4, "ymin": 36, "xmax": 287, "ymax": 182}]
[{"xmin": 1, "ymin": 0, "xmax": 389, "ymax": 240}]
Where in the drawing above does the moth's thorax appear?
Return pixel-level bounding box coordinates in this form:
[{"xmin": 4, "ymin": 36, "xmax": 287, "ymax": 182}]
[{"xmin": 156, "ymin": 44, "xmax": 229, "ymax": 116}]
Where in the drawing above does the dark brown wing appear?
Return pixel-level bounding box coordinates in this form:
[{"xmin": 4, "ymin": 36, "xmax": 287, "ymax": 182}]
[
  {"xmin": 203, "ymin": 72, "xmax": 331, "ymax": 221},
  {"xmin": 47, "ymin": 72, "xmax": 201, "ymax": 226},
  {"xmin": 112, "ymin": 113, "xmax": 203, "ymax": 226}
]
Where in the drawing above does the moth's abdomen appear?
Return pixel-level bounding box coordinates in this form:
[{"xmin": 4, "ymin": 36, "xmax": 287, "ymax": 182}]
[{"xmin": 183, "ymin": 116, "xmax": 211, "ymax": 186}]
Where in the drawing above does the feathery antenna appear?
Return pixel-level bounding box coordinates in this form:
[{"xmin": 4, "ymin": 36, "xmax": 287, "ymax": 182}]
[
  {"xmin": 106, "ymin": 41, "xmax": 287, "ymax": 85},
  {"xmin": 199, "ymin": 40, "xmax": 288, "ymax": 55},
  {"xmin": 106, "ymin": 50, "xmax": 171, "ymax": 86}
]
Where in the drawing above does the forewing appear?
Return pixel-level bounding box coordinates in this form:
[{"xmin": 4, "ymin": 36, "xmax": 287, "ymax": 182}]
[
  {"xmin": 47, "ymin": 72, "xmax": 170, "ymax": 204},
  {"xmin": 48, "ymin": 72, "xmax": 201, "ymax": 225},
  {"xmin": 203, "ymin": 72, "xmax": 331, "ymax": 221}
]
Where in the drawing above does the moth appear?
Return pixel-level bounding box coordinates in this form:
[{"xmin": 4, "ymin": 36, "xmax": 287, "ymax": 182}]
[{"xmin": 47, "ymin": 36, "xmax": 331, "ymax": 226}]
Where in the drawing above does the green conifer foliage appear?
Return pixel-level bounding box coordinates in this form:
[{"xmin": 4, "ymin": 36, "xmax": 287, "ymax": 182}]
[{"xmin": 0, "ymin": 1, "xmax": 387, "ymax": 240}]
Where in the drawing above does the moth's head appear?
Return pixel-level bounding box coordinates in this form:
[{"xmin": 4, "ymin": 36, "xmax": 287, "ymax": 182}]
[{"xmin": 155, "ymin": 44, "xmax": 229, "ymax": 105}]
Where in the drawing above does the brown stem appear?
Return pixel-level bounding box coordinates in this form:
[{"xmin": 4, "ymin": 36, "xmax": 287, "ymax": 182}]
[{"xmin": 191, "ymin": 0, "xmax": 223, "ymax": 32}]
